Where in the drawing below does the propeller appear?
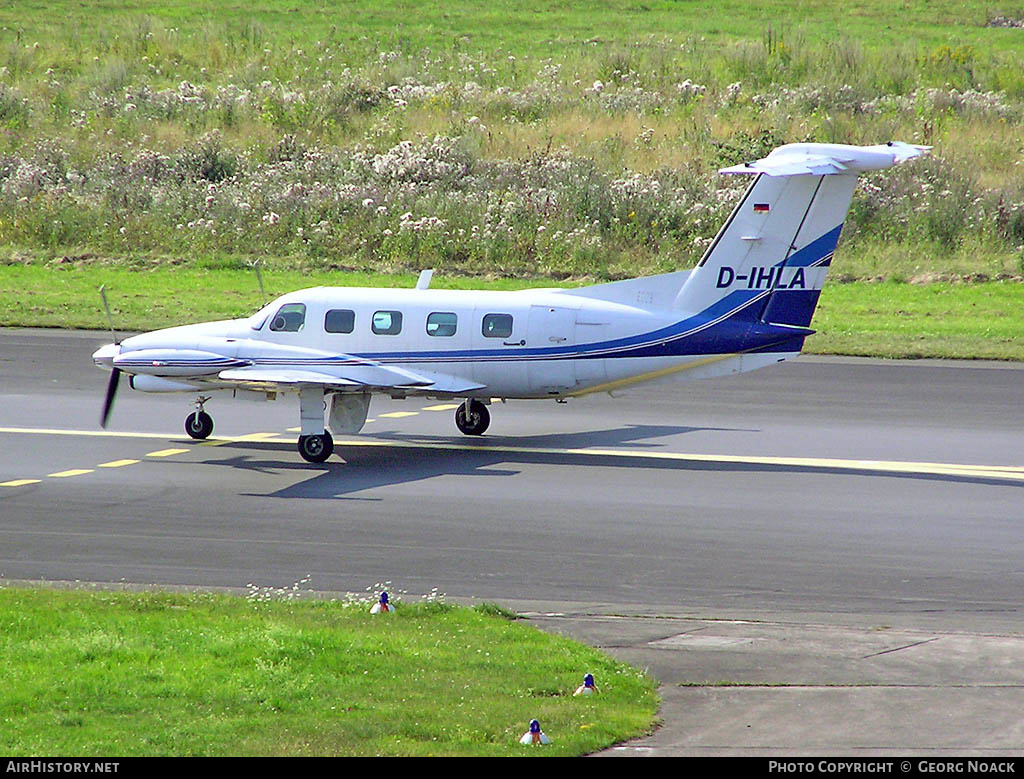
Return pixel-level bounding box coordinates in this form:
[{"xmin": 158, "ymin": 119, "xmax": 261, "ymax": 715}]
[
  {"xmin": 251, "ymin": 259, "xmax": 266, "ymax": 306},
  {"xmin": 100, "ymin": 367, "xmax": 121, "ymax": 428},
  {"xmin": 98, "ymin": 284, "xmax": 122, "ymax": 428},
  {"xmin": 99, "ymin": 284, "xmax": 119, "ymax": 345}
]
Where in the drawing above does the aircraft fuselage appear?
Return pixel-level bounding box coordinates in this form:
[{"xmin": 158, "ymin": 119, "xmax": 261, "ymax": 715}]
[{"xmin": 97, "ymin": 284, "xmax": 796, "ymax": 401}]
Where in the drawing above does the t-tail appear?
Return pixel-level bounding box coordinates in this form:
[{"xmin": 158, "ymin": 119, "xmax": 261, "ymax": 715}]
[{"xmin": 672, "ymin": 141, "xmax": 928, "ymax": 353}]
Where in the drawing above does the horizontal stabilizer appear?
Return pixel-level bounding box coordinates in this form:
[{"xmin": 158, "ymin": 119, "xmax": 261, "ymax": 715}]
[{"xmin": 720, "ymin": 141, "xmax": 929, "ymax": 177}]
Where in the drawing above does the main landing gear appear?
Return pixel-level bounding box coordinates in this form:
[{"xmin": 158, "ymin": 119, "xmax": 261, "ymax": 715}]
[
  {"xmin": 455, "ymin": 398, "xmax": 490, "ymax": 436},
  {"xmin": 296, "ymin": 386, "xmax": 334, "ymax": 463},
  {"xmin": 297, "ymin": 430, "xmax": 334, "ymax": 463},
  {"xmin": 184, "ymin": 396, "xmax": 214, "ymax": 440}
]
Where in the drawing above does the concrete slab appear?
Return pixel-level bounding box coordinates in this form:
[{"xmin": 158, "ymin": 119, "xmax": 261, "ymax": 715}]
[{"xmin": 524, "ymin": 611, "xmax": 1024, "ymax": 756}]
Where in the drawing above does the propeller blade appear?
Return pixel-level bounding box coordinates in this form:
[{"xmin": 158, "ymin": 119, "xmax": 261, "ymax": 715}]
[
  {"xmin": 100, "ymin": 367, "xmax": 121, "ymax": 428},
  {"xmin": 99, "ymin": 284, "xmax": 119, "ymax": 345}
]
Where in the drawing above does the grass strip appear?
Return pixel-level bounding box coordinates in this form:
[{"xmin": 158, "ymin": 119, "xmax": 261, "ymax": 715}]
[
  {"xmin": 811, "ymin": 279, "xmax": 1024, "ymax": 360},
  {"xmin": 1, "ymin": 262, "xmax": 1021, "ymax": 361},
  {"xmin": 0, "ymin": 586, "xmax": 657, "ymax": 756}
]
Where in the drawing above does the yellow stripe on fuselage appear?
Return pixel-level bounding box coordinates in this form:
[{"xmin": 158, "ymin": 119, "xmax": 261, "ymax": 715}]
[{"xmin": 567, "ymin": 353, "xmax": 740, "ymax": 397}]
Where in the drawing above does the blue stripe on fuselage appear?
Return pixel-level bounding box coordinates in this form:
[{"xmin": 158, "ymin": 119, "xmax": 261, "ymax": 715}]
[
  {"xmin": 343, "ymin": 224, "xmax": 841, "ymax": 364},
  {"xmin": 240, "ymin": 225, "xmax": 841, "ymax": 370}
]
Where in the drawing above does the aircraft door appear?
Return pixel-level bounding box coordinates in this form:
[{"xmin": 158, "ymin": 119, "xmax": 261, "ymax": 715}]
[
  {"xmin": 527, "ymin": 305, "xmax": 577, "ymax": 394},
  {"xmin": 470, "ymin": 305, "xmax": 529, "ymax": 394}
]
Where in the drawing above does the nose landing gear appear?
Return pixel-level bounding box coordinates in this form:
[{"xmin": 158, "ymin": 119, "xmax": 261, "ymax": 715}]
[{"xmin": 184, "ymin": 396, "xmax": 214, "ymax": 440}]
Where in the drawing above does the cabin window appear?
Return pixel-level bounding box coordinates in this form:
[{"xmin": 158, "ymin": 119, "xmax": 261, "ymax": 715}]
[
  {"xmin": 325, "ymin": 308, "xmax": 355, "ymax": 334},
  {"xmin": 372, "ymin": 310, "xmax": 403, "ymax": 335},
  {"xmin": 269, "ymin": 303, "xmax": 306, "ymax": 332},
  {"xmin": 426, "ymin": 311, "xmax": 457, "ymax": 337},
  {"xmin": 481, "ymin": 313, "xmax": 513, "ymax": 338}
]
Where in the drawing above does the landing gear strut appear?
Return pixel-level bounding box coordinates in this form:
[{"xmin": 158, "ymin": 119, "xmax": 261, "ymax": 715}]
[
  {"xmin": 296, "ymin": 386, "xmax": 334, "ymax": 462},
  {"xmin": 297, "ymin": 430, "xmax": 334, "ymax": 463},
  {"xmin": 455, "ymin": 398, "xmax": 490, "ymax": 436},
  {"xmin": 184, "ymin": 396, "xmax": 213, "ymax": 440}
]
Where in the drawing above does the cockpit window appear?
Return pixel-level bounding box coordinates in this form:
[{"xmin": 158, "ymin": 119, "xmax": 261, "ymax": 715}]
[
  {"xmin": 248, "ymin": 313, "xmax": 268, "ymax": 331},
  {"xmin": 269, "ymin": 303, "xmax": 306, "ymax": 332}
]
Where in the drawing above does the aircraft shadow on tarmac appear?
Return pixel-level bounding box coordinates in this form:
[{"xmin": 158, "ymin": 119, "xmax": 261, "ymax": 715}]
[
  {"xmin": 223, "ymin": 423, "xmax": 719, "ymax": 498},
  {"xmin": 181, "ymin": 423, "xmax": 1024, "ymax": 499},
  {"xmin": 372, "ymin": 423, "xmax": 743, "ymax": 449}
]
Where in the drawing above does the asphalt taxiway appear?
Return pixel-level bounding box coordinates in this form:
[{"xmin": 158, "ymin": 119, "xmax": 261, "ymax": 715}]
[{"xmin": 2, "ymin": 328, "xmax": 1023, "ymax": 754}]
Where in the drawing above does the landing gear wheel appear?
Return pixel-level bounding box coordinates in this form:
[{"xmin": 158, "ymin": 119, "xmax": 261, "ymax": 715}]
[
  {"xmin": 455, "ymin": 400, "xmax": 490, "ymax": 436},
  {"xmin": 297, "ymin": 430, "xmax": 334, "ymax": 463},
  {"xmin": 184, "ymin": 410, "xmax": 214, "ymax": 440}
]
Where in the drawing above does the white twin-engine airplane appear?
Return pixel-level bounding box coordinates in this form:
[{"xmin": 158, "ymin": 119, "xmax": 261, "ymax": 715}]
[{"xmin": 93, "ymin": 141, "xmax": 926, "ymax": 463}]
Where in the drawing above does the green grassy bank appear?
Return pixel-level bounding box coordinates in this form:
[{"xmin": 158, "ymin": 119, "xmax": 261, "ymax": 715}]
[
  {"xmin": 0, "ymin": 586, "xmax": 657, "ymax": 756},
  {"xmin": 0, "ymin": 0, "xmax": 1022, "ymax": 358}
]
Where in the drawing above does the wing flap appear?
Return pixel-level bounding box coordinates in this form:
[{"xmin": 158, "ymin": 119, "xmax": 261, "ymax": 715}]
[{"xmin": 408, "ymin": 370, "xmax": 486, "ymax": 394}]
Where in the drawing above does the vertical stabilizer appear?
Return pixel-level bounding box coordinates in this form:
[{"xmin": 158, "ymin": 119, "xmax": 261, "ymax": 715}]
[{"xmin": 672, "ymin": 142, "xmax": 928, "ymax": 333}]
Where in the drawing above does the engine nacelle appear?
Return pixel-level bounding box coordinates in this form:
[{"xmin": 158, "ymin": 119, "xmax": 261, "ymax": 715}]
[
  {"xmin": 113, "ymin": 349, "xmax": 249, "ymax": 376},
  {"xmin": 128, "ymin": 375, "xmax": 201, "ymax": 393}
]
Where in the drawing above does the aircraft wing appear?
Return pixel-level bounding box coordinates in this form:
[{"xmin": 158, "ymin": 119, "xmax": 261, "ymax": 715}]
[
  {"xmin": 218, "ymin": 363, "xmax": 485, "ymax": 394},
  {"xmin": 405, "ymin": 369, "xmax": 486, "ymax": 394},
  {"xmin": 217, "ymin": 368, "xmax": 363, "ymax": 389}
]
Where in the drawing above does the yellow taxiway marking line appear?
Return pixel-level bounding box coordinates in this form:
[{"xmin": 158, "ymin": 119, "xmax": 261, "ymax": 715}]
[
  {"xmin": 47, "ymin": 469, "xmax": 94, "ymax": 478},
  {"xmin": 0, "ymin": 426, "xmax": 181, "ymax": 440},
  {"xmin": 289, "ymin": 422, "xmax": 376, "ymax": 429},
  {"xmin": 201, "ymin": 432, "xmax": 280, "ymax": 447},
  {"xmin": 378, "ymin": 411, "xmax": 419, "ymax": 418},
  {"xmin": 320, "ymin": 439, "xmax": 1024, "ymax": 483},
  {"xmin": 0, "ymin": 427, "xmax": 316, "ymax": 443},
  {"xmin": 1, "ymin": 425, "xmax": 1021, "ymax": 483},
  {"xmin": 97, "ymin": 459, "xmax": 140, "ymax": 468},
  {"xmin": 422, "ymin": 403, "xmax": 460, "ymax": 411},
  {"xmin": 1, "ymin": 478, "xmax": 41, "ymax": 487}
]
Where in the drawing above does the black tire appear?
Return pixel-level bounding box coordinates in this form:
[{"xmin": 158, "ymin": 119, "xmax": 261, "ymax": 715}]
[
  {"xmin": 184, "ymin": 410, "xmax": 214, "ymax": 440},
  {"xmin": 297, "ymin": 430, "xmax": 334, "ymax": 463},
  {"xmin": 455, "ymin": 400, "xmax": 490, "ymax": 436}
]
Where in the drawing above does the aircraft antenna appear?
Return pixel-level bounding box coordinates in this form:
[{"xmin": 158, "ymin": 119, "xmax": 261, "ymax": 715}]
[{"xmin": 415, "ymin": 269, "xmax": 434, "ymax": 290}]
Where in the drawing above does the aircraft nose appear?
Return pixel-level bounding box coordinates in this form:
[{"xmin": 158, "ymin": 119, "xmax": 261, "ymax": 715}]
[{"xmin": 92, "ymin": 342, "xmax": 120, "ymax": 368}]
